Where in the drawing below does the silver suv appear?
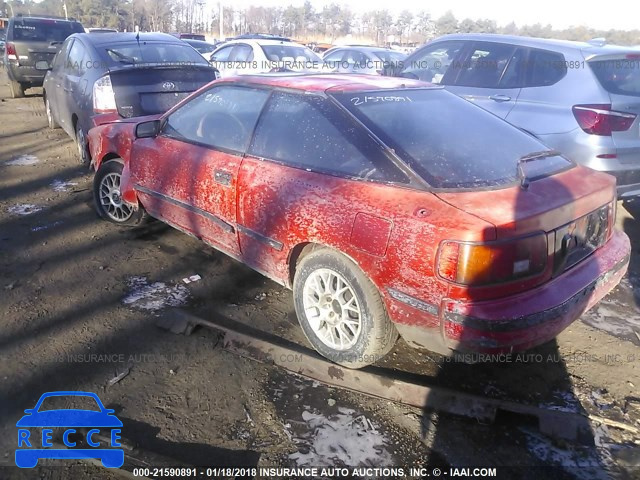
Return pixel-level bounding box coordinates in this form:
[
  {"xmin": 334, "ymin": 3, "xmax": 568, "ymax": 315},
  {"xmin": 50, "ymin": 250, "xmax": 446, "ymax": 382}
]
[{"xmin": 392, "ymin": 34, "xmax": 640, "ymax": 198}]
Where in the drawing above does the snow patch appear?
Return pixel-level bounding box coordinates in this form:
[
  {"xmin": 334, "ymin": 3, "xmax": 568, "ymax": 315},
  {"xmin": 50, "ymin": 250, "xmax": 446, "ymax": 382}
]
[
  {"xmin": 581, "ymin": 302, "xmax": 640, "ymax": 339},
  {"xmin": 51, "ymin": 179, "xmax": 78, "ymax": 192},
  {"xmin": 289, "ymin": 407, "xmax": 393, "ymax": 467},
  {"xmin": 31, "ymin": 220, "xmax": 64, "ymax": 232},
  {"xmin": 122, "ymin": 276, "xmax": 189, "ymax": 311},
  {"xmin": 5, "ymin": 154, "xmax": 39, "ymax": 166},
  {"xmin": 8, "ymin": 204, "xmax": 42, "ymax": 216},
  {"xmin": 539, "ymin": 390, "xmax": 582, "ymax": 413},
  {"xmin": 523, "ymin": 427, "xmax": 616, "ymax": 479}
]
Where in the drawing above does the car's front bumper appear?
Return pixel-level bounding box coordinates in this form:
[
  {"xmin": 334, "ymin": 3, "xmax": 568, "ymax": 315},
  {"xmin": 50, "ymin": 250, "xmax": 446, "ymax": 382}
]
[{"xmin": 392, "ymin": 229, "xmax": 630, "ymax": 355}]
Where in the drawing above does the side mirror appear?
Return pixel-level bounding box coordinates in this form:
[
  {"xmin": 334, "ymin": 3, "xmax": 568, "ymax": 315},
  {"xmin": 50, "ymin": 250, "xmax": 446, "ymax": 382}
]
[
  {"xmin": 24, "ymin": 409, "xmax": 34, "ymax": 414},
  {"xmin": 35, "ymin": 60, "xmax": 51, "ymax": 71},
  {"xmin": 135, "ymin": 119, "xmax": 160, "ymax": 139}
]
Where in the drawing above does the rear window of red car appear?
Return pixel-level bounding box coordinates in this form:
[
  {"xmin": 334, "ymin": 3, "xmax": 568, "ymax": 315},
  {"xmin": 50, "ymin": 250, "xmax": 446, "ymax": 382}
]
[{"xmin": 333, "ymin": 88, "xmax": 571, "ymax": 189}]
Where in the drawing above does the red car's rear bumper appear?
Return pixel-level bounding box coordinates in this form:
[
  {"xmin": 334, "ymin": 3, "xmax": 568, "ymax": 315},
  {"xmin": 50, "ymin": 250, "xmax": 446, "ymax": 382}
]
[{"xmin": 394, "ymin": 229, "xmax": 630, "ymax": 354}]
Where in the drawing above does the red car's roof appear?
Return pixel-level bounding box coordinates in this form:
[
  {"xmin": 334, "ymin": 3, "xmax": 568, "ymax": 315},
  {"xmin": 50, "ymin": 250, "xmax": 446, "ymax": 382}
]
[{"xmin": 223, "ymin": 73, "xmax": 434, "ymax": 93}]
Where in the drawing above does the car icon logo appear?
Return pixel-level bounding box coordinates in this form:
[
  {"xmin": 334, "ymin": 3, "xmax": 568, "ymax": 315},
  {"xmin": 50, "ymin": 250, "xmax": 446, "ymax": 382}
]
[
  {"xmin": 15, "ymin": 391, "xmax": 124, "ymax": 468},
  {"xmin": 162, "ymin": 81, "xmax": 176, "ymax": 91}
]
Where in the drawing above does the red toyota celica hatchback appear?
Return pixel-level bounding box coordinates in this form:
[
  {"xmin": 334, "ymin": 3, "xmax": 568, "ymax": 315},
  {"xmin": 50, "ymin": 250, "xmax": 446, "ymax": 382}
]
[{"xmin": 88, "ymin": 74, "xmax": 630, "ymax": 368}]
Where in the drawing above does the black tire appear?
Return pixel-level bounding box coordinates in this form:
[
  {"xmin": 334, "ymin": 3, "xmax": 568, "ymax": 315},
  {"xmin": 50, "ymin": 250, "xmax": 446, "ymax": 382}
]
[
  {"xmin": 93, "ymin": 160, "xmax": 147, "ymax": 226},
  {"xmin": 9, "ymin": 79, "xmax": 25, "ymax": 98},
  {"xmin": 293, "ymin": 248, "xmax": 398, "ymax": 368},
  {"xmin": 75, "ymin": 122, "xmax": 90, "ymax": 165},
  {"xmin": 45, "ymin": 95, "xmax": 59, "ymax": 129}
]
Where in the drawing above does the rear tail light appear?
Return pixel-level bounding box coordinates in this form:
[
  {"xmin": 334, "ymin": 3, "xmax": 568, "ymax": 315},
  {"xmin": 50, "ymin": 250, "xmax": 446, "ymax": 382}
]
[
  {"xmin": 437, "ymin": 234, "xmax": 548, "ymax": 286},
  {"xmin": 93, "ymin": 75, "xmax": 117, "ymax": 113},
  {"xmin": 6, "ymin": 42, "xmax": 17, "ymax": 61},
  {"xmin": 572, "ymin": 104, "xmax": 636, "ymax": 136}
]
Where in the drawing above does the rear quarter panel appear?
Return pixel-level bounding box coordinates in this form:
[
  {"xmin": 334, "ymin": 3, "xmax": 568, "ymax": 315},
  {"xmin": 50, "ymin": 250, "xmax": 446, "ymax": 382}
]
[{"xmin": 237, "ymin": 156, "xmax": 495, "ymax": 328}]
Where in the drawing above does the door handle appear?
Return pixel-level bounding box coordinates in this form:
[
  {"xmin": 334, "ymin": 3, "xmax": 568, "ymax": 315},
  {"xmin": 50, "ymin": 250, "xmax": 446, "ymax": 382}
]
[
  {"xmin": 489, "ymin": 94, "xmax": 511, "ymax": 102},
  {"xmin": 214, "ymin": 170, "xmax": 232, "ymax": 186}
]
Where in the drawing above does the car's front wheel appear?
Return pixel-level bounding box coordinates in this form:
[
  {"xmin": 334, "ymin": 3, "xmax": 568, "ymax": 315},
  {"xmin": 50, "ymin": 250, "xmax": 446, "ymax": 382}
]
[
  {"xmin": 9, "ymin": 79, "xmax": 25, "ymax": 98},
  {"xmin": 93, "ymin": 160, "xmax": 147, "ymax": 226},
  {"xmin": 293, "ymin": 248, "xmax": 398, "ymax": 368}
]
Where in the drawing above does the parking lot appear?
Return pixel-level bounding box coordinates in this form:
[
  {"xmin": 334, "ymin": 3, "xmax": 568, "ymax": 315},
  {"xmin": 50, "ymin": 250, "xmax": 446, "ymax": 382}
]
[{"xmin": 0, "ymin": 67, "xmax": 639, "ymax": 479}]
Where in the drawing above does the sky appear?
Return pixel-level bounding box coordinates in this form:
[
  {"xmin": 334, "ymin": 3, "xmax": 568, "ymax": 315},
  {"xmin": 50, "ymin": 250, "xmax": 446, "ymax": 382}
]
[{"xmin": 215, "ymin": 0, "xmax": 639, "ymax": 32}]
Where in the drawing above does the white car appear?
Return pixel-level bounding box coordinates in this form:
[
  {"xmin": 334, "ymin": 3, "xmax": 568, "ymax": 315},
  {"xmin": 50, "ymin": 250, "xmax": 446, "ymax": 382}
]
[{"xmin": 209, "ymin": 36, "xmax": 324, "ymax": 77}]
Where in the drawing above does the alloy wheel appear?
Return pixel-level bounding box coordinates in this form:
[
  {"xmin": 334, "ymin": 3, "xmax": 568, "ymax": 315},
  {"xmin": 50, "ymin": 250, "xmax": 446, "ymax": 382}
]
[
  {"xmin": 302, "ymin": 268, "xmax": 362, "ymax": 350},
  {"xmin": 98, "ymin": 172, "xmax": 133, "ymax": 222}
]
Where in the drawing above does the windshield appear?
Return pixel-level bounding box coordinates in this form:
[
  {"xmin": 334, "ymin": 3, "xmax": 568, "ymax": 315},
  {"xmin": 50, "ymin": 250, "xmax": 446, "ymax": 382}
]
[
  {"xmin": 333, "ymin": 88, "xmax": 571, "ymax": 189},
  {"xmin": 189, "ymin": 42, "xmax": 216, "ymax": 54},
  {"xmin": 373, "ymin": 50, "xmax": 406, "ymax": 64},
  {"xmin": 12, "ymin": 19, "xmax": 83, "ymax": 42},
  {"xmin": 261, "ymin": 44, "xmax": 321, "ymax": 63},
  {"xmin": 104, "ymin": 42, "xmax": 209, "ymax": 66},
  {"xmin": 589, "ymin": 58, "xmax": 640, "ymax": 97}
]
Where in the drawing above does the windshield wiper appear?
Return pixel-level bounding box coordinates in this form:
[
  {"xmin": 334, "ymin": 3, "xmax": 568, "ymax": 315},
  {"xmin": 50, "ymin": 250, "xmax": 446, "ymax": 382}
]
[
  {"xmin": 517, "ymin": 150, "xmax": 561, "ymax": 189},
  {"xmin": 106, "ymin": 48, "xmax": 136, "ymax": 64}
]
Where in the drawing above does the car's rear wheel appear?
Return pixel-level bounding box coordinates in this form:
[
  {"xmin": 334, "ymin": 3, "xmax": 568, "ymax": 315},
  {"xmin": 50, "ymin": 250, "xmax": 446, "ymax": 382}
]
[
  {"xmin": 45, "ymin": 96, "xmax": 59, "ymax": 129},
  {"xmin": 9, "ymin": 79, "xmax": 25, "ymax": 98},
  {"xmin": 293, "ymin": 248, "xmax": 398, "ymax": 368},
  {"xmin": 93, "ymin": 160, "xmax": 147, "ymax": 226},
  {"xmin": 75, "ymin": 123, "xmax": 90, "ymax": 165}
]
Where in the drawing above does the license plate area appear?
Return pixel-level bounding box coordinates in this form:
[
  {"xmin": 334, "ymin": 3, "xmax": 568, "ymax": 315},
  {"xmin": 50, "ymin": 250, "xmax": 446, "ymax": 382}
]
[{"xmin": 553, "ymin": 205, "xmax": 609, "ymax": 275}]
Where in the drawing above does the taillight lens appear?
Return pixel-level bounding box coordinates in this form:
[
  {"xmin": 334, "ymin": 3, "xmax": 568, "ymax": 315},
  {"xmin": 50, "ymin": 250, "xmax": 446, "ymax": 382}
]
[
  {"xmin": 6, "ymin": 42, "xmax": 17, "ymax": 60},
  {"xmin": 438, "ymin": 234, "xmax": 548, "ymax": 286},
  {"xmin": 93, "ymin": 75, "xmax": 117, "ymax": 113},
  {"xmin": 572, "ymin": 104, "xmax": 636, "ymax": 136}
]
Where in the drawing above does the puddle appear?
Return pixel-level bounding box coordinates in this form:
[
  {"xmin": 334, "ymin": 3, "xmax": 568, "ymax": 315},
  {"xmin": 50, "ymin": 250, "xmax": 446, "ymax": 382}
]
[
  {"xmin": 31, "ymin": 220, "xmax": 64, "ymax": 232},
  {"xmin": 5, "ymin": 154, "xmax": 39, "ymax": 166},
  {"xmin": 122, "ymin": 276, "xmax": 190, "ymax": 312},
  {"xmin": 51, "ymin": 179, "xmax": 78, "ymax": 192},
  {"xmin": 8, "ymin": 204, "xmax": 43, "ymax": 216}
]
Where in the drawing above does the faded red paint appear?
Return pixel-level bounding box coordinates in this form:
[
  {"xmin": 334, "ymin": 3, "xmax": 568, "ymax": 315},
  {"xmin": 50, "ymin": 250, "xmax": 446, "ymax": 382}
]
[
  {"xmin": 87, "ymin": 74, "xmax": 631, "ymax": 355},
  {"xmin": 350, "ymin": 213, "xmax": 393, "ymax": 257}
]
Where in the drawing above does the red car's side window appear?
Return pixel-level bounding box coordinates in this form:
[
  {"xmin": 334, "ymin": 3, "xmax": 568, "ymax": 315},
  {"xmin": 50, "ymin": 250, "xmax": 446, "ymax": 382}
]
[
  {"xmin": 248, "ymin": 92, "xmax": 409, "ymax": 184},
  {"xmin": 162, "ymin": 85, "xmax": 269, "ymax": 153}
]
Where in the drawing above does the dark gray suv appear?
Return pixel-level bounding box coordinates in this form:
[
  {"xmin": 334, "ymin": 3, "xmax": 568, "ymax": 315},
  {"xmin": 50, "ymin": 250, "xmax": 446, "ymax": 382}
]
[{"xmin": 3, "ymin": 14, "xmax": 84, "ymax": 98}]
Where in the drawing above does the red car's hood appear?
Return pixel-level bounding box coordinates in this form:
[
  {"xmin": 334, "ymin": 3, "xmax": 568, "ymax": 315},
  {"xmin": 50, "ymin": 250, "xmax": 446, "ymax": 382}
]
[{"xmin": 435, "ymin": 166, "xmax": 616, "ymax": 239}]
